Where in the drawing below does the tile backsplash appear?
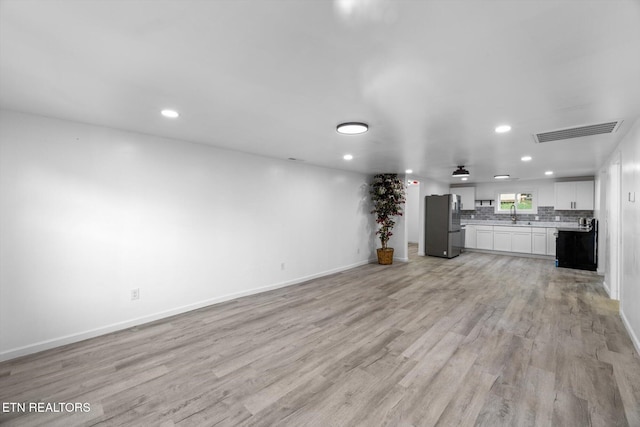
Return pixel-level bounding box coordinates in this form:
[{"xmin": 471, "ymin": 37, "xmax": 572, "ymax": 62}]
[{"xmin": 460, "ymin": 206, "xmax": 594, "ymax": 223}]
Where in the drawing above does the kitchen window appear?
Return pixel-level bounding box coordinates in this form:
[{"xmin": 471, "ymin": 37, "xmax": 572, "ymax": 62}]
[{"xmin": 495, "ymin": 190, "xmax": 537, "ymax": 214}]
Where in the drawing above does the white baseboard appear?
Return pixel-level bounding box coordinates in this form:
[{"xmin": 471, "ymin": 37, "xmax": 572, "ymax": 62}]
[
  {"xmin": 0, "ymin": 259, "xmax": 372, "ymax": 362},
  {"xmin": 464, "ymin": 248, "xmax": 554, "ymax": 261},
  {"xmin": 620, "ymin": 307, "xmax": 640, "ymax": 356}
]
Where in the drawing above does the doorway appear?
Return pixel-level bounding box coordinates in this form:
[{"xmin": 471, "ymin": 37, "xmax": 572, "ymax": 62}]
[{"xmin": 406, "ymin": 179, "xmax": 421, "ymax": 259}]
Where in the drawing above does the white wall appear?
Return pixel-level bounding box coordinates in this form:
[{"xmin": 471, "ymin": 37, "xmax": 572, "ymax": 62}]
[
  {"xmin": 602, "ymin": 118, "xmax": 640, "ymax": 353},
  {"xmin": 475, "ymin": 179, "xmax": 556, "ymax": 206},
  {"xmin": 406, "ymin": 184, "xmax": 420, "ymax": 243},
  {"xmin": 0, "ymin": 110, "xmax": 375, "ymax": 360}
]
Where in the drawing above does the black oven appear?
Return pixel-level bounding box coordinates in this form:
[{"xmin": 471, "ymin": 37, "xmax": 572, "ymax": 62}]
[{"xmin": 556, "ymin": 219, "xmax": 597, "ymax": 271}]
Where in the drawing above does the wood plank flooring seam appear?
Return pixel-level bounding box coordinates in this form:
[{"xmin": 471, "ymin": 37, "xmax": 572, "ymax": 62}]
[{"xmin": 1, "ymin": 245, "xmax": 639, "ymax": 426}]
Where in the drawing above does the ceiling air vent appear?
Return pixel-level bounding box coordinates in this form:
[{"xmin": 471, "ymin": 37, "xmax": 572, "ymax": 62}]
[{"xmin": 533, "ymin": 120, "xmax": 622, "ymax": 143}]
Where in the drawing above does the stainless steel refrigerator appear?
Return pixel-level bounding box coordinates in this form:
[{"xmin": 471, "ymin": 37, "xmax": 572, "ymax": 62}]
[{"xmin": 425, "ymin": 194, "xmax": 462, "ymax": 258}]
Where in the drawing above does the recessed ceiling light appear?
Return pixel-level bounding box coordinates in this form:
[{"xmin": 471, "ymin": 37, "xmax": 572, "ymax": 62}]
[
  {"xmin": 343, "ymin": 154, "xmax": 353, "ymax": 160},
  {"xmin": 545, "ymin": 171, "xmax": 554, "ymax": 175},
  {"xmin": 405, "ymin": 169, "xmax": 413, "ymax": 174},
  {"xmin": 521, "ymin": 156, "xmax": 532, "ymax": 161},
  {"xmin": 336, "ymin": 122, "xmax": 368, "ymax": 135},
  {"xmin": 161, "ymin": 109, "xmax": 179, "ymax": 118},
  {"xmin": 461, "ymin": 177, "xmax": 468, "ymax": 181},
  {"xmin": 494, "ymin": 174, "xmax": 510, "ymax": 179},
  {"xmin": 495, "ymin": 125, "xmax": 511, "ymax": 133}
]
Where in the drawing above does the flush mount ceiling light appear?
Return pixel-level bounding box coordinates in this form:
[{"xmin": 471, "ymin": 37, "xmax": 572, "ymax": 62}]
[
  {"xmin": 461, "ymin": 177, "xmax": 468, "ymax": 181},
  {"xmin": 336, "ymin": 122, "xmax": 368, "ymax": 135},
  {"xmin": 545, "ymin": 171, "xmax": 554, "ymax": 175},
  {"xmin": 405, "ymin": 169, "xmax": 413, "ymax": 174},
  {"xmin": 343, "ymin": 154, "xmax": 354, "ymax": 160},
  {"xmin": 451, "ymin": 166, "xmax": 470, "ymax": 178},
  {"xmin": 521, "ymin": 156, "xmax": 532, "ymax": 161},
  {"xmin": 161, "ymin": 109, "xmax": 179, "ymax": 118},
  {"xmin": 494, "ymin": 174, "xmax": 510, "ymax": 179},
  {"xmin": 495, "ymin": 124, "xmax": 511, "ymax": 133}
]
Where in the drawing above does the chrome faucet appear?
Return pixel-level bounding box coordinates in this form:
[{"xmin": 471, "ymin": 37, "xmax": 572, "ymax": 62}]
[{"xmin": 510, "ymin": 204, "xmax": 517, "ymax": 224}]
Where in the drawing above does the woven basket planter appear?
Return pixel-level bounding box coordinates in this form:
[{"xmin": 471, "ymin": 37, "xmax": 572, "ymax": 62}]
[{"xmin": 377, "ymin": 248, "xmax": 394, "ymax": 265}]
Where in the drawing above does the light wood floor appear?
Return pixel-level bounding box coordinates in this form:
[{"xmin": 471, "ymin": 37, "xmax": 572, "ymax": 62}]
[{"xmin": 1, "ymin": 245, "xmax": 639, "ymax": 426}]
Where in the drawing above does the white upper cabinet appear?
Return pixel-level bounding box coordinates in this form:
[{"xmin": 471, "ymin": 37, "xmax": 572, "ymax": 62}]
[
  {"xmin": 574, "ymin": 181, "xmax": 595, "ymax": 210},
  {"xmin": 554, "ymin": 181, "xmax": 594, "ymax": 210},
  {"xmin": 452, "ymin": 187, "xmax": 475, "ymax": 211},
  {"xmin": 554, "ymin": 183, "xmax": 575, "ymax": 210}
]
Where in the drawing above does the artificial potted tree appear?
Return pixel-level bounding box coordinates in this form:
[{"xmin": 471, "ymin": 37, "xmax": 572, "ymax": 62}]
[{"xmin": 370, "ymin": 173, "xmax": 406, "ymax": 265}]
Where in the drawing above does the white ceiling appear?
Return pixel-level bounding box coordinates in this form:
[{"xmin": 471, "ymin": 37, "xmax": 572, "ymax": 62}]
[{"xmin": 1, "ymin": 0, "xmax": 639, "ymax": 184}]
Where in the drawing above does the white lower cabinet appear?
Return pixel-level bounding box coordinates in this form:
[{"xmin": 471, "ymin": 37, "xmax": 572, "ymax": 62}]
[
  {"xmin": 464, "ymin": 224, "xmax": 551, "ymax": 255},
  {"xmin": 532, "ymin": 231, "xmax": 547, "ymax": 255},
  {"xmin": 464, "ymin": 225, "xmax": 477, "ymax": 249},
  {"xmin": 476, "ymin": 226, "xmax": 494, "ymax": 250},
  {"xmin": 512, "ymin": 231, "xmax": 532, "ymax": 253},
  {"xmin": 546, "ymin": 228, "xmax": 557, "ymax": 256},
  {"xmin": 493, "ymin": 226, "xmax": 532, "ymax": 254},
  {"xmin": 493, "ymin": 230, "xmax": 511, "ymax": 251}
]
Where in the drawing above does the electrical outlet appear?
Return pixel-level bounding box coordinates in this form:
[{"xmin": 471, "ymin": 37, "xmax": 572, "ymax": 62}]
[
  {"xmin": 535, "ymin": 216, "xmax": 539, "ymax": 221},
  {"xmin": 357, "ymin": 248, "xmax": 360, "ymax": 254},
  {"xmin": 131, "ymin": 288, "xmax": 140, "ymax": 301},
  {"xmin": 281, "ymin": 263, "xmax": 285, "ymax": 270},
  {"xmin": 471, "ymin": 214, "xmax": 475, "ymax": 219},
  {"xmin": 555, "ymin": 216, "xmax": 560, "ymax": 221}
]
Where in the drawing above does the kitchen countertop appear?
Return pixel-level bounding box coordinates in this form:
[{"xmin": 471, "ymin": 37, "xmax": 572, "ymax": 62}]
[
  {"xmin": 557, "ymin": 227, "xmax": 594, "ymax": 233},
  {"xmin": 461, "ymin": 220, "xmax": 582, "ymax": 229}
]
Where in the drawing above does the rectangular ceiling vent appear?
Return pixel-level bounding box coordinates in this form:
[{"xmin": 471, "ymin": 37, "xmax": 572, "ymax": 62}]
[{"xmin": 533, "ymin": 120, "xmax": 622, "ymax": 143}]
